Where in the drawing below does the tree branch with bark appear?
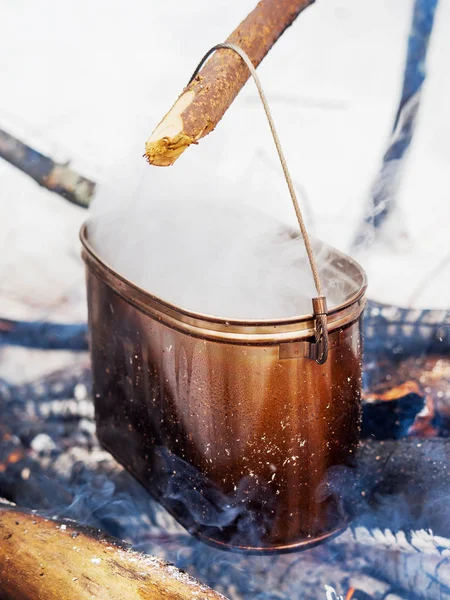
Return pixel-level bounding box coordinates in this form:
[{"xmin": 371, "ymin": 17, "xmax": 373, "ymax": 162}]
[{"xmin": 145, "ymin": 0, "xmax": 315, "ymax": 166}]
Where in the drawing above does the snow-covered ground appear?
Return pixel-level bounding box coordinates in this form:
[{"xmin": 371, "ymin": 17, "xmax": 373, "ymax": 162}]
[{"xmin": 0, "ymin": 0, "xmax": 449, "ymax": 330}]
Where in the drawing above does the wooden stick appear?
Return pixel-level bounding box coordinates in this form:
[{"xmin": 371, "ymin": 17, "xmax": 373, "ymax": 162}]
[
  {"xmin": 0, "ymin": 503, "xmax": 228, "ymax": 600},
  {"xmin": 145, "ymin": 0, "xmax": 314, "ymax": 166},
  {"xmin": 0, "ymin": 128, "xmax": 95, "ymax": 208}
]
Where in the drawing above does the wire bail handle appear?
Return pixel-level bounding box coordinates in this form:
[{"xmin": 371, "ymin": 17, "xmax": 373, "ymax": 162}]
[{"xmin": 188, "ymin": 42, "xmax": 329, "ymax": 364}]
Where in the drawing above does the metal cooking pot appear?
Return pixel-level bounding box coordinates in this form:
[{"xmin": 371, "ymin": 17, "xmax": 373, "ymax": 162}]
[{"xmin": 81, "ymin": 223, "xmax": 366, "ymax": 553}]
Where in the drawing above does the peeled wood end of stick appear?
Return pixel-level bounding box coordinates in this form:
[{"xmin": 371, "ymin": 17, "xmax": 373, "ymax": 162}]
[
  {"xmin": 145, "ymin": 132, "xmax": 195, "ymax": 167},
  {"xmin": 145, "ymin": 90, "xmax": 196, "ymax": 167}
]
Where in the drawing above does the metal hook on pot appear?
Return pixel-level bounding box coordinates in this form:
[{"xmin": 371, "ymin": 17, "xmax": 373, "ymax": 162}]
[{"xmin": 188, "ymin": 42, "xmax": 329, "ymax": 364}]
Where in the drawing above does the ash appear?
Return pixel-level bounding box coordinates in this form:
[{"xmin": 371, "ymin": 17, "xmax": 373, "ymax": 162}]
[{"xmin": 1, "ymin": 336, "xmax": 450, "ymax": 600}]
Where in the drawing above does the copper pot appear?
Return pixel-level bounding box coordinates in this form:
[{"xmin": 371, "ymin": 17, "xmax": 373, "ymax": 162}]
[{"xmin": 81, "ymin": 223, "xmax": 366, "ymax": 552}]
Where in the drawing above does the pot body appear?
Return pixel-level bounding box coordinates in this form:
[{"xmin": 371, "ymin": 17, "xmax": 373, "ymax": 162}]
[{"xmin": 81, "ymin": 223, "xmax": 366, "ymax": 553}]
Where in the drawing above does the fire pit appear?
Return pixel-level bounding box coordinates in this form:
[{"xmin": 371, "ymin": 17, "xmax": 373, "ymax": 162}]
[{"xmin": 1, "ymin": 301, "xmax": 450, "ymax": 599}]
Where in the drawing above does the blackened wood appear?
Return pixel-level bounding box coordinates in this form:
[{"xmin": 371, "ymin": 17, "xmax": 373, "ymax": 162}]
[
  {"xmin": 0, "ymin": 317, "xmax": 88, "ymax": 351},
  {"xmin": 345, "ymin": 438, "xmax": 450, "ymax": 539},
  {"xmin": 0, "ymin": 128, "xmax": 95, "ymax": 207}
]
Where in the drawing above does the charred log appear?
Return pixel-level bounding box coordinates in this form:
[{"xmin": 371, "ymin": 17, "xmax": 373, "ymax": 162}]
[
  {"xmin": 0, "ymin": 128, "xmax": 95, "ymax": 208},
  {"xmin": 0, "ymin": 317, "xmax": 88, "ymax": 351},
  {"xmin": 346, "ymin": 438, "xmax": 450, "ymax": 540},
  {"xmin": 363, "ymin": 301, "xmax": 450, "ymax": 360}
]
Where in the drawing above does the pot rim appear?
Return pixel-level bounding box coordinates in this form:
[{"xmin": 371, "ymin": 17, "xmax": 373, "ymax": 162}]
[{"xmin": 80, "ymin": 221, "xmax": 367, "ymax": 342}]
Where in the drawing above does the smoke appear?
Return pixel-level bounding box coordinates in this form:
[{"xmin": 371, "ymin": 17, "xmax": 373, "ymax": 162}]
[{"xmin": 88, "ymin": 143, "xmax": 354, "ymax": 319}]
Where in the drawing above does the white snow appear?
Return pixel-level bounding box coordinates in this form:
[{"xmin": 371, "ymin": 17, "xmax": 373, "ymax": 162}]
[{"xmin": 0, "ymin": 0, "xmax": 449, "ymax": 329}]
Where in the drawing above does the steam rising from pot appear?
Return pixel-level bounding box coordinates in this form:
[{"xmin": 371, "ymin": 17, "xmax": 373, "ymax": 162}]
[{"xmin": 89, "ymin": 154, "xmax": 351, "ymax": 319}]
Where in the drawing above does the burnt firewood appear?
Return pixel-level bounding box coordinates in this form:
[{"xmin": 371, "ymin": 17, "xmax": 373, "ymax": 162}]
[
  {"xmin": 2, "ymin": 301, "xmax": 447, "ymax": 360},
  {"xmin": 367, "ymin": 548, "xmax": 450, "ymax": 600},
  {"xmin": 344, "ymin": 438, "xmax": 450, "ymax": 540},
  {"xmin": 0, "ymin": 503, "xmax": 228, "ymax": 600},
  {"xmin": 0, "ymin": 128, "xmax": 95, "ymax": 207},
  {"xmin": 352, "ymin": 0, "xmax": 439, "ymax": 250},
  {"xmin": 362, "ymin": 354, "xmax": 450, "ymax": 437},
  {"xmin": 2, "ymin": 419, "xmax": 450, "ymax": 542},
  {"xmin": 337, "ymin": 533, "xmax": 450, "ymax": 600},
  {"xmin": 1, "ymin": 412, "xmax": 450, "ymax": 598},
  {"xmin": 2, "ymin": 363, "xmax": 91, "ymax": 407},
  {"xmin": 363, "ymin": 301, "xmax": 450, "ymax": 360},
  {"xmin": 0, "ymin": 317, "xmax": 88, "ymax": 351}
]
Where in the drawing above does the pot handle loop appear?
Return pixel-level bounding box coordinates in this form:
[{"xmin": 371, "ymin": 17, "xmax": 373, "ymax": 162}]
[{"xmin": 187, "ymin": 43, "xmax": 329, "ymax": 364}]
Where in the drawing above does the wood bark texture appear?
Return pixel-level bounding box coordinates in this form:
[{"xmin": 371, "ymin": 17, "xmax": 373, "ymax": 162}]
[
  {"xmin": 0, "ymin": 504, "xmax": 228, "ymax": 600},
  {"xmin": 145, "ymin": 0, "xmax": 314, "ymax": 166}
]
